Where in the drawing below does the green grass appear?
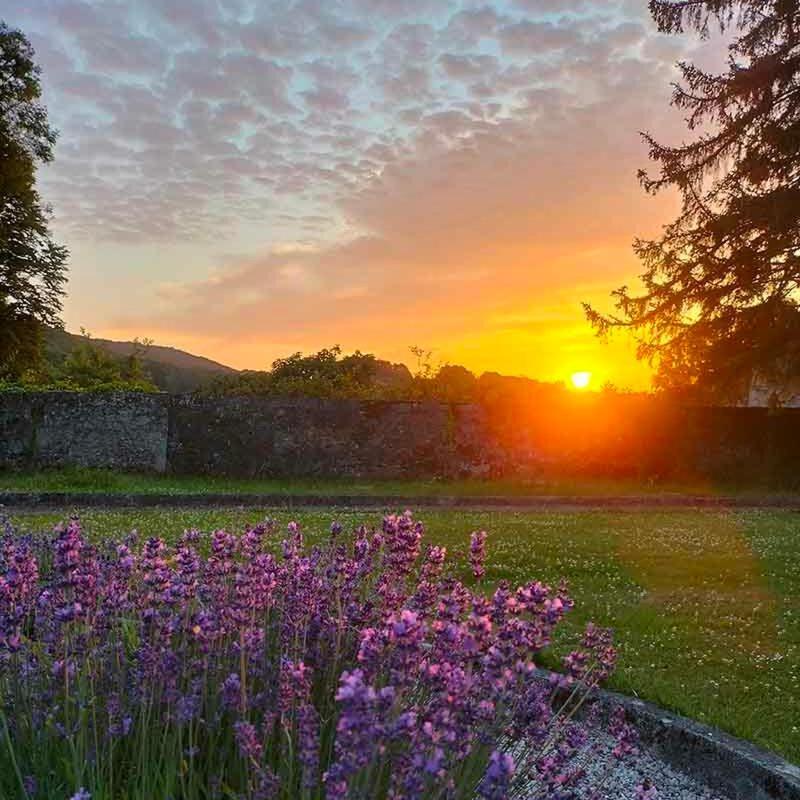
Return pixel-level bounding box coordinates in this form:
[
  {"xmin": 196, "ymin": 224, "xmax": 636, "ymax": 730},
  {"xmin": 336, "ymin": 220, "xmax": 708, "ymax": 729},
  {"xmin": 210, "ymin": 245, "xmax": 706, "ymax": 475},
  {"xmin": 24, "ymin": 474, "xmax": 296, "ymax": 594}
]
[
  {"xmin": 0, "ymin": 466, "xmax": 792, "ymax": 498},
  {"xmin": 6, "ymin": 506, "xmax": 799, "ymax": 764}
]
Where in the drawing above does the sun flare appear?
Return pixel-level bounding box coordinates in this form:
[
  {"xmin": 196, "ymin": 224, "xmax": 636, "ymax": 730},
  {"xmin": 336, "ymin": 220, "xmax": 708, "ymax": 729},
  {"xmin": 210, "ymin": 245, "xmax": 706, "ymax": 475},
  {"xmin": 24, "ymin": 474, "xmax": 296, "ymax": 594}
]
[{"xmin": 571, "ymin": 371, "xmax": 592, "ymax": 389}]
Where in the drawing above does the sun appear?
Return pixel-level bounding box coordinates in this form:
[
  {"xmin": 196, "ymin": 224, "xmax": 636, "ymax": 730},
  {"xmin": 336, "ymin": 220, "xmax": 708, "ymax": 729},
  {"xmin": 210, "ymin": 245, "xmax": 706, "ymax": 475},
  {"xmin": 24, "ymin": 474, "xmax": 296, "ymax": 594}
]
[{"xmin": 570, "ymin": 371, "xmax": 592, "ymax": 390}]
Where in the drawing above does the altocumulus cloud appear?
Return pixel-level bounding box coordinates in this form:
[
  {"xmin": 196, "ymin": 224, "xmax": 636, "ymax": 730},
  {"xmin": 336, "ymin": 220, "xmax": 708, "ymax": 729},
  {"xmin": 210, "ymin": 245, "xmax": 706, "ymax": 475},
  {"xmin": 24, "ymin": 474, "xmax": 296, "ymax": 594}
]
[{"xmin": 12, "ymin": 0, "xmax": 708, "ymax": 378}]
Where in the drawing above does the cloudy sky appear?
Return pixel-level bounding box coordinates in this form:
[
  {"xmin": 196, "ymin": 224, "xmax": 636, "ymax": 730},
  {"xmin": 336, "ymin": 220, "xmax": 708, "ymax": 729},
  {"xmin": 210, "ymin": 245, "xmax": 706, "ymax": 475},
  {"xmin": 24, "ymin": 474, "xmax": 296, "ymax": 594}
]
[{"xmin": 11, "ymin": 0, "xmax": 713, "ymax": 386}]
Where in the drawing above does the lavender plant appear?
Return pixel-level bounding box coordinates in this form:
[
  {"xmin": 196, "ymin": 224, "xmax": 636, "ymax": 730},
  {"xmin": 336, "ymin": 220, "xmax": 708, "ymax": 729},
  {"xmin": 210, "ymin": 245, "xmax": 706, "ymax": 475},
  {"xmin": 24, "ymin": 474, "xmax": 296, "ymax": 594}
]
[{"xmin": 0, "ymin": 512, "xmax": 645, "ymax": 799}]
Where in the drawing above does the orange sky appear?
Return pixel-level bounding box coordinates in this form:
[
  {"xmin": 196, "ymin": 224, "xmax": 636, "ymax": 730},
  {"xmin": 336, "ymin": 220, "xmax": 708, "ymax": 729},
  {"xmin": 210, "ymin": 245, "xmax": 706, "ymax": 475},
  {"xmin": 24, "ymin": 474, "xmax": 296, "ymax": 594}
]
[{"xmin": 19, "ymin": 0, "xmax": 708, "ymax": 389}]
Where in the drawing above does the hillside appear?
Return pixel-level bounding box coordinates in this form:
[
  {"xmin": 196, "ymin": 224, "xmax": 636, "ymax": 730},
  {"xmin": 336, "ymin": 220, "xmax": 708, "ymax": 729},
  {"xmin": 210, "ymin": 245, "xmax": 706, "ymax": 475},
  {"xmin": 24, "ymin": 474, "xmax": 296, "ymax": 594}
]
[{"xmin": 44, "ymin": 328, "xmax": 238, "ymax": 393}]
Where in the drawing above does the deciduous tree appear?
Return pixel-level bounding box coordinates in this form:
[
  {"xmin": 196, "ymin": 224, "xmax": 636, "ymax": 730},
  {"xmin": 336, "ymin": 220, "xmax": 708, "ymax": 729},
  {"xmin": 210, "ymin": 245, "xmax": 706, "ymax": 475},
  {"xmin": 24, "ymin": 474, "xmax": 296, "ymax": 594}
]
[{"xmin": 0, "ymin": 21, "xmax": 67, "ymax": 377}]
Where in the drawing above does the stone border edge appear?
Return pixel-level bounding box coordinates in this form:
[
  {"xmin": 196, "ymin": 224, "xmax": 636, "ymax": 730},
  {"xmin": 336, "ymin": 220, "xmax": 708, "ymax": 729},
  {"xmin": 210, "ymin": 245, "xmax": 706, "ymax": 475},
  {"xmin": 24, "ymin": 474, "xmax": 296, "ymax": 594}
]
[{"xmin": 587, "ymin": 683, "xmax": 800, "ymax": 800}]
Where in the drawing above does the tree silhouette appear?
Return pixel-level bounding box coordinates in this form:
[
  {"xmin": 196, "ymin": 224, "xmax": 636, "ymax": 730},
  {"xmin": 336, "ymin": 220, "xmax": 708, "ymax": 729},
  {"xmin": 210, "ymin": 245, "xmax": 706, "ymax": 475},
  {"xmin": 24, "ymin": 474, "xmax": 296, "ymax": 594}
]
[
  {"xmin": 0, "ymin": 21, "xmax": 68, "ymax": 378},
  {"xmin": 586, "ymin": 1, "xmax": 800, "ymax": 401}
]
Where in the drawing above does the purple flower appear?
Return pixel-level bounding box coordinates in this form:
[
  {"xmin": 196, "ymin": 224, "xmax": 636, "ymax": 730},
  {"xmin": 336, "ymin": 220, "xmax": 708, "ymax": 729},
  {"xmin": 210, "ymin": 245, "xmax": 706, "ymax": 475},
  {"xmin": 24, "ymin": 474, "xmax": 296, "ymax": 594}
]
[
  {"xmin": 325, "ymin": 670, "xmax": 396, "ymax": 798},
  {"xmin": 51, "ymin": 520, "xmax": 99, "ymax": 624},
  {"xmin": 221, "ymin": 672, "xmax": 243, "ymax": 712},
  {"xmin": 478, "ymin": 750, "xmax": 515, "ymax": 799},
  {"xmin": 69, "ymin": 789, "xmax": 91, "ymax": 800},
  {"xmin": 253, "ymin": 767, "xmax": 280, "ymax": 799},
  {"xmin": 176, "ymin": 691, "xmax": 202, "ymax": 724},
  {"xmin": 298, "ymin": 703, "xmax": 319, "ymax": 788},
  {"xmin": 0, "ymin": 537, "xmax": 39, "ymax": 652},
  {"xmin": 140, "ymin": 537, "xmax": 171, "ymax": 611},
  {"xmin": 388, "ymin": 609, "xmax": 423, "ymax": 645},
  {"xmin": 469, "ymin": 531, "xmax": 487, "ymax": 581},
  {"xmin": 422, "ymin": 545, "xmax": 446, "ymax": 580},
  {"xmin": 282, "ymin": 521, "xmax": 303, "ymax": 560},
  {"xmin": 279, "ymin": 659, "xmax": 311, "ymax": 713},
  {"xmin": 234, "ymin": 720, "xmax": 263, "ymax": 762}
]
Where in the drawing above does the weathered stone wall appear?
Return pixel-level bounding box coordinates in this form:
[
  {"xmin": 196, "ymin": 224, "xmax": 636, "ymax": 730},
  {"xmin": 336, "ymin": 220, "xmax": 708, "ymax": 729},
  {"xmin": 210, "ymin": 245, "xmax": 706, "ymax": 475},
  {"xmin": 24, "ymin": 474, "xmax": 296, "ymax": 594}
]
[
  {"xmin": 0, "ymin": 394, "xmax": 37, "ymax": 469},
  {"xmin": 477, "ymin": 399, "xmax": 800, "ymax": 485},
  {"xmin": 2, "ymin": 392, "xmax": 800, "ymax": 485},
  {"xmin": 167, "ymin": 397, "xmax": 484, "ymax": 478},
  {"xmin": 0, "ymin": 392, "xmax": 168, "ymax": 472},
  {"xmin": 168, "ymin": 397, "xmax": 460, "ymax": 477}
]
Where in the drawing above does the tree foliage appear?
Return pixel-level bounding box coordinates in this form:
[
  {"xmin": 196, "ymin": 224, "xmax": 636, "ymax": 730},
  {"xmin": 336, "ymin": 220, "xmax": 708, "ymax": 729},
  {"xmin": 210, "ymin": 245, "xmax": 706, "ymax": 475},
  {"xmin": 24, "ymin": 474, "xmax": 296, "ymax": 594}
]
[
  {"xmin": 586, "ymin": 0, "xmax": 800, "ymax": 401},
  {"xmin": 204, "ymin": 345, "xmax": 486, "ymax": 401},
  {"xmin": 429, "ymin": 364, "xmax": 479, "ymax": 402},
  {"xmin": 0, "ymin": 331, "xmax": 158, "ymax": 392},
  {"xmin": 0, "ymin": 21, "xmax": 68, "ymax": 378},
  {"xmin": 58, "ymin": 332, "xmax": 156, "ymax": 391},
  {"xmin": 205, "ymin": 346, "xmax": 383, "ymax": 399}
]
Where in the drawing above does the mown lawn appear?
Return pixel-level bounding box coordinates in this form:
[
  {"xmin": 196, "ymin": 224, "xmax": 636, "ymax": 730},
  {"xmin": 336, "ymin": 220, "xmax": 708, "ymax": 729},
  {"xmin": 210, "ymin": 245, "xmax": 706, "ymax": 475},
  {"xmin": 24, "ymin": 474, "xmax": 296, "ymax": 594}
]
[
  {"xmin": 0, "ymin": 466, "xmax": 793, "ymax": 497},
  {"xmin": 6, "ymin": 506, "xmax": 800, "ymax": 764}
]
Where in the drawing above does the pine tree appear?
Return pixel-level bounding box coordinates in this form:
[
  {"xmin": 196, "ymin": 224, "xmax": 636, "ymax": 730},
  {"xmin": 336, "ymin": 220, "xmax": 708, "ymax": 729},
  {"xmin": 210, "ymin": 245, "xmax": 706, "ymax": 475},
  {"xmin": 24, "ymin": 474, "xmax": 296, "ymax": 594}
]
[
  {"xmin": 585, "ymin": 0, "xmax": 800, "ymax": 402},
  {"xmin": 0, "ymin": 21, "xmax": 68, "ymax": 378}
]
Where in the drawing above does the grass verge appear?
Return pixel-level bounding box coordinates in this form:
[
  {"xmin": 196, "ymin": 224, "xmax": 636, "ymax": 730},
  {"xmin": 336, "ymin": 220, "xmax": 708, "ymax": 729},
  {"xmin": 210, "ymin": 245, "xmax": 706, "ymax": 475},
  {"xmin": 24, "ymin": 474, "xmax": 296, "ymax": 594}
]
[{"xmin": 0, "ymin": 466, "xmax": 792, "ymax": 498}]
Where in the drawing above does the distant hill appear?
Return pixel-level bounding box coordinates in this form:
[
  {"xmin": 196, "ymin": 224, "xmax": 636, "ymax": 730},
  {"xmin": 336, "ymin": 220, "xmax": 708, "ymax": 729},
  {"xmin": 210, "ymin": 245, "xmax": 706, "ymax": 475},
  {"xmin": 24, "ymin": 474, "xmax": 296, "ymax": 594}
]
[{"xmin": 44, "ymin": 328, "xmax": 238, "ymax": 393}]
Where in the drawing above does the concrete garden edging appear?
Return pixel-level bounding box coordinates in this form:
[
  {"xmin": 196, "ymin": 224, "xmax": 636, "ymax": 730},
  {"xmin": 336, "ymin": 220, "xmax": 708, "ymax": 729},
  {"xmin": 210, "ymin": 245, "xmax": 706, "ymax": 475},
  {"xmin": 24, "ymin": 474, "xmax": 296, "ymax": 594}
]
[{"xmin": 584, "ymin": 683, "xmax": 800, "ymax": 800}]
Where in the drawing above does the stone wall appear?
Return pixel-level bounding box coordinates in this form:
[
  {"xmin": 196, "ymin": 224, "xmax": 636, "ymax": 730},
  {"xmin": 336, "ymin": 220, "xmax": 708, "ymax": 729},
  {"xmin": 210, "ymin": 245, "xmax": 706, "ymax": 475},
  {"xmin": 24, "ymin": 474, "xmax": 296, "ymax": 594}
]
[
  {"xmin": 2, "ymin": 392, "xmax": 800, "ymax": 485},
  {"xmin": 168, "ymin": 397, "xmax": 452, "ymax": 477},
  {"xmin": 0, "ymin": 392, "xmax": 168, "ymax": 473}
]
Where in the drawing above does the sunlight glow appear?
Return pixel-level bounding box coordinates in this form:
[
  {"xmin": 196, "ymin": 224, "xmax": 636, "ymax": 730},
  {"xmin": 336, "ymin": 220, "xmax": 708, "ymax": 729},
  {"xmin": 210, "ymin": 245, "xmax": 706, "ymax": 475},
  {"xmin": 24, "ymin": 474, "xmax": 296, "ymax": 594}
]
[{"xmin": 571, "ymin": 371, "xmax": 592, "ymax": 389}]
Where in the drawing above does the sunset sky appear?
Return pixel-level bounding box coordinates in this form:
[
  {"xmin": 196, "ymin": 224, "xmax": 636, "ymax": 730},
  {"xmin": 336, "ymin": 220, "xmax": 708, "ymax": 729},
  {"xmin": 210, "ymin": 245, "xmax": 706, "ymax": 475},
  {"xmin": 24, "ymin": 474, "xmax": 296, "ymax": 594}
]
[{"xmin": 12, "ymin": 0, "xmax": 717, "ymax": 388}]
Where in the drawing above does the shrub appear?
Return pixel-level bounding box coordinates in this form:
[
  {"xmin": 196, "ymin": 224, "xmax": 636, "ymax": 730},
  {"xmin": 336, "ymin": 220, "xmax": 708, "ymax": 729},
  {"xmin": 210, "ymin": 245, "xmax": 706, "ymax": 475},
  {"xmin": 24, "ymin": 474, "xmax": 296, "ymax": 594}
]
[
  {"xmin": 0, "ymin": 513, "xmax": 644, "ymax": 799},
  {"xmin": 0, "ymin": 332, "xmax": 158, "ymax": 393}
]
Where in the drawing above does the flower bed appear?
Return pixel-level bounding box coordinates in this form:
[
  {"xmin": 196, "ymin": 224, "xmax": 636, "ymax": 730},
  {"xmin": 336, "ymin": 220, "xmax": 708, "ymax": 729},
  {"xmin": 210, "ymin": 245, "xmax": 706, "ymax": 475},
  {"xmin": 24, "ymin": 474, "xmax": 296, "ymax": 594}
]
[{"xmin": 1, "ymin": 512, "xmax": 650, "ymax": 799}]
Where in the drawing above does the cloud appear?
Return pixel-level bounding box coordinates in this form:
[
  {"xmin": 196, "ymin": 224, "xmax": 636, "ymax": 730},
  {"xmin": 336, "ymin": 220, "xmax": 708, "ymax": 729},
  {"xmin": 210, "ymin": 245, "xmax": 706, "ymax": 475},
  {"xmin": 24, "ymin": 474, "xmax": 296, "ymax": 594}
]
[
  {"xmin": 497, "ymin": 20, "xmax": 583, "ymax": 55},
  {"xmin": 443, "ymin": 6, "xmax": 505, "ymax": 45},
  {"xmin": 302, "ymin": 86, "xmax": 350, "ymax": 113},
  {"xmin": 438, "ymin": 53, "xmax": 500, "ymax": 80},
  {"xmin": 21, "ymin": 0, "xmax": 688, "ymax": 245}
]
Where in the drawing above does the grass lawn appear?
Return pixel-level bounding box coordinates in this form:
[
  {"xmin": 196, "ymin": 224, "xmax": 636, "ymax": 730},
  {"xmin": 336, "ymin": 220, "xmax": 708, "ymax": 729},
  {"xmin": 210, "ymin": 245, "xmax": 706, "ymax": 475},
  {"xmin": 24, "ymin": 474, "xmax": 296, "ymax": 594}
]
[
  {"xmin": 5, "ymin": 506, "xmax": 799, "ymax": 764},
  {"xmin": 0, "ymin": 466, "xmax": 794, "ymax": 497}
]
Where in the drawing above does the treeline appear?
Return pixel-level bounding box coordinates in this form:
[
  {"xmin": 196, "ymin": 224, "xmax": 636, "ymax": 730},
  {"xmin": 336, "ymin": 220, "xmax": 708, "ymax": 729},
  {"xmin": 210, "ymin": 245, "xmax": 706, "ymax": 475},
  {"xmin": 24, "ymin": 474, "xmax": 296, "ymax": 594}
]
[
  {"xmin": 201, "ymin": 345, "xmax": 615, "ymax": 404},
  {"xmin": 2, "ymin": 338, "xmax": 641, "ymax": 408}
]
